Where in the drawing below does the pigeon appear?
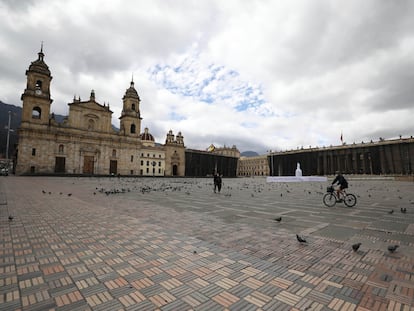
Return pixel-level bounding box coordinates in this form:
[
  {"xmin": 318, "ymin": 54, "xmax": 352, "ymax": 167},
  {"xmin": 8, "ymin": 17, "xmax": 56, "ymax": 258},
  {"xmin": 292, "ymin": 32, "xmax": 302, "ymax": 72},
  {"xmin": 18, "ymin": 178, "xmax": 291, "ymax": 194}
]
[
  {"xmin": 296, "ymin": 234, "xmax": 307, "ymax": 243},
  {"xmin": 400, "ymin": 207, "xmax": 407, "ymax": 213},
  {"xmin": 67, "ymin": 193, "xmax": 72, "ymax": 196},
  {"xmin": 387, "ymin": 245, "xmax": 399, "ymax": 253},
  {"xmin": 8, "ymin": 215, "xmax": 13, "ymax": 221},
  {"xmin": 274, "ymin": 217, "xmax": 282, "ymax": 222},
  {"xmin": 388, "ymin": 209, "xmax": 394, "ymax": 214},
  {"xmin": 42, "ymin": 190, "xmax": 46, "ymax": 194},
  {"xmin": 352, "ymin": 243, "xmax": 361, "ymax": 252}
]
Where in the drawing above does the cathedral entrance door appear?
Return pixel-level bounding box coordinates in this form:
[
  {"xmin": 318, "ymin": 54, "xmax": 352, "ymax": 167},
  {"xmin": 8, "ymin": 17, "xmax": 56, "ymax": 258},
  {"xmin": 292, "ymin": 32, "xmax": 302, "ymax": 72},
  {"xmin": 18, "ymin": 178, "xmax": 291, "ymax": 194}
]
[
  {"xmin": 172, "ymin": 165, "xmax": 178, "ymax": 176},
  {"xmin": 55, "ymin": 157, "xmax": 66, "ymax": 173},
  {"xmin": 83, "ymin": 156, "xmax": 94, "ymax": 174},
  {"xmin": 110, "ymin": 160, "xmax": 117, "ymax": 175}
]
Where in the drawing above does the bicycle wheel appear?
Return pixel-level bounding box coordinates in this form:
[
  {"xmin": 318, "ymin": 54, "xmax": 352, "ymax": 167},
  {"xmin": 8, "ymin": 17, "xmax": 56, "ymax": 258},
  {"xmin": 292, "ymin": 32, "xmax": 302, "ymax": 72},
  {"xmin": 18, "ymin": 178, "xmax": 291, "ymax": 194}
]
[
  {"xmin": 344, "ymin": 194, "xmax": 357, "ymax": 207},
  {"xmin": 323, "ymin": 193, "xmax": 336, "ymax": 207}
]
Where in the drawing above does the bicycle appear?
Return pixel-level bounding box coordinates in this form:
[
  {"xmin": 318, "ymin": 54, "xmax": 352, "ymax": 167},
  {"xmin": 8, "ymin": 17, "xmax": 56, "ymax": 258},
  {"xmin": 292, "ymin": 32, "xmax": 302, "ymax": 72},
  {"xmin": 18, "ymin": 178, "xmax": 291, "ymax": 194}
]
[{"xmin": 323, "ymin": 186, "xmax": 357, "ymax": 207}]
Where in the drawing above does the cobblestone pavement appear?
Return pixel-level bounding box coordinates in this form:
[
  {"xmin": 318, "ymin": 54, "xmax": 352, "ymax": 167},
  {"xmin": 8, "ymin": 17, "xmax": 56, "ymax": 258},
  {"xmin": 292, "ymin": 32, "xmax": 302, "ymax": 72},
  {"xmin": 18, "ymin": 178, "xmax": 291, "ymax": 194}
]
[{"xmin": 1, "ymin": 176, "xmax": 413, "ymax": 311}]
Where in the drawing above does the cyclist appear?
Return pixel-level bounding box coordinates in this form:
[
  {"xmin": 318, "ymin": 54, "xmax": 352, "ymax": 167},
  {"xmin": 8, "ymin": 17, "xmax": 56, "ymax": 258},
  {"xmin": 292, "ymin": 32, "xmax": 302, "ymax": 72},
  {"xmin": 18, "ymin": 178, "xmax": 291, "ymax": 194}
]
[{"xmin": 331, "ymin": 171, "xmax": 348, "ymax": 202}]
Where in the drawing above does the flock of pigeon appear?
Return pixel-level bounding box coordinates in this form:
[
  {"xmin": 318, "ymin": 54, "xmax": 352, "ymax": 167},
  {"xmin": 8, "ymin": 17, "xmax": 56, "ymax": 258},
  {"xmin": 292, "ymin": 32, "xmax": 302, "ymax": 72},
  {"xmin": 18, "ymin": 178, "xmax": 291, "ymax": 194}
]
[
  {"xmin": 41, "ymin": 189, "xmax": 72, "ymax": 196},
  {"xmin": 92, "ymin": 178, "xmax": 410, "ymax": 256},
  {"xmin": 95, "ymin": 182, "xmax": 190, "ymax": 196},
  {"xmin": 6, "ymin": 178, "xmax": 410, "ymax": 257}
]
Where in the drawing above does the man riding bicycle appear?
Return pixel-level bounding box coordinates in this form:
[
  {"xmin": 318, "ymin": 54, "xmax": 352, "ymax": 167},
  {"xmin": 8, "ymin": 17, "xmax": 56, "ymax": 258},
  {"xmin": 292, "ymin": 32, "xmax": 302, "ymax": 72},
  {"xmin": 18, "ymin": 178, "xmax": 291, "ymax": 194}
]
[
  {"xmin": 323, "ymin": 172, "xmax": 356, "ymax": 207},
  {"xmin": 332, "ymin": 171, "xmax": 348, "ymax": 202}
]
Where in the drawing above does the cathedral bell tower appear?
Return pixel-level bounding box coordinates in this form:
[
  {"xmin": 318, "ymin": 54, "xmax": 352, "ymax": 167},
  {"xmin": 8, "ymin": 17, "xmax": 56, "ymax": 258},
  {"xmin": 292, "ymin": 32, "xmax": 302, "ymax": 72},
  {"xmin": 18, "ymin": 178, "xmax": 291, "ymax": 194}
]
[
  {"xmin": 164, "ymin": 130, "xmax": 185, "ymax": 176},
  {"xmin": 119, "ymin": 79, "xmax": 142, "ymax": 136},
  {"xmin": 21, "ymin": 45, "xmax": 53, "ymax": 126}
]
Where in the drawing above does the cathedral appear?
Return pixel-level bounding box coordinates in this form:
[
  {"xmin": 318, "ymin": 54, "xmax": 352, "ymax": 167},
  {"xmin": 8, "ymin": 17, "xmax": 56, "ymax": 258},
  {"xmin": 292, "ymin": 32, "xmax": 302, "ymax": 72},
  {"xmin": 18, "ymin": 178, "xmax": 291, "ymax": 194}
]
[{"xmin": 15, "ymin": 48, "xmax": 186, "ymax": 176}]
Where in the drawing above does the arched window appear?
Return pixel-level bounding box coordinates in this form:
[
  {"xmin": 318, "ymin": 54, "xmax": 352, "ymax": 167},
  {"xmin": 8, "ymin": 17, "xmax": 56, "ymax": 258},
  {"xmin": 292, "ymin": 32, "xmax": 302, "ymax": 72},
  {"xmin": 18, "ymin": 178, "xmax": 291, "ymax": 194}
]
[
  {"xmin": 112, "ymin": 149, "xmax": 117, "ymax": 157},
  {"xmin": 131, "ymin": 103, "xmax": 135, "ymax": 111},
  {"xmin": 130, "ymin": 124, "xmax": 136, "ymax": 134},
  {"xmin": 58, "ymin": 144, "xmax": 64, "ymax": 154},
  {"xmin": 35, "ymin": 80, "xmax": 43, "ymax": 94},
  {"xmin": 32, "ymin": 107, "xmax": 41, "ymax": 119},
  {"xmin": 88, "ymin": 119, "xmax": 94, "ymax": 130}
]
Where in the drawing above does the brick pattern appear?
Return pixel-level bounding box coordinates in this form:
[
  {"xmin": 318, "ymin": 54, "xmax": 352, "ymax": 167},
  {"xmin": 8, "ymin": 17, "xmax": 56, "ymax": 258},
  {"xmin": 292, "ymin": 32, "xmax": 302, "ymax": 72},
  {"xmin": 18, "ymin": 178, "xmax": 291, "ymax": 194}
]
[{"xmin": 0, "ymin": 177, "xmax": 413, "ymax": 310}]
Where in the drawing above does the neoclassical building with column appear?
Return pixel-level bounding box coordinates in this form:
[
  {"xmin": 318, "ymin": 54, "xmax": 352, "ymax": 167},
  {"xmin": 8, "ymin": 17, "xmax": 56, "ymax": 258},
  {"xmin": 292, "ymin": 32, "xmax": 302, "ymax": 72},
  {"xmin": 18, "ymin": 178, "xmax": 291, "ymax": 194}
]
[{"xmin": 268, "ymin": 138, "xmax": 414, "ymax": 176}]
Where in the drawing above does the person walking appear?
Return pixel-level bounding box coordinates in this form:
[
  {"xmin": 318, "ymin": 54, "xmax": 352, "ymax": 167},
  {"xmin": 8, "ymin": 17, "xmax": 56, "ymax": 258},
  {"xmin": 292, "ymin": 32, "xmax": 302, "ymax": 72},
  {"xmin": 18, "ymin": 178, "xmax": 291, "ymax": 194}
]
[{"xmin": 213, "ymin": 173, "xmax": 222, "ymax": 193}]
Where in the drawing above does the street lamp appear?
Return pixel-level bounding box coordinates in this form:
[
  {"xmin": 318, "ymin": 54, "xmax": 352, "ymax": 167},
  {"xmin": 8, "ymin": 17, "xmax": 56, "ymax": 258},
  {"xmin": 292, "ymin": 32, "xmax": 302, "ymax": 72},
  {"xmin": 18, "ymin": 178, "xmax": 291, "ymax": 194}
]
[{"xmin": 6, "ymin": 111, "xmax": 14, "ymax": 160}]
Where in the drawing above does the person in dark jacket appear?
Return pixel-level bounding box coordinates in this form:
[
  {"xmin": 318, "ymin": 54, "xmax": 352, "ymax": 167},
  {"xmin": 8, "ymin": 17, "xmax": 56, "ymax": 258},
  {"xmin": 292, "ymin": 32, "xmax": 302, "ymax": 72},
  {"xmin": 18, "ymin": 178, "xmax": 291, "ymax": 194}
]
[
  {"xmin": 332, "ymin": 172, "xmax": 348, "ymax": 201},
  {"xmin": 213, "ymin": 173, "xmax": 222, "ymax": 193}
]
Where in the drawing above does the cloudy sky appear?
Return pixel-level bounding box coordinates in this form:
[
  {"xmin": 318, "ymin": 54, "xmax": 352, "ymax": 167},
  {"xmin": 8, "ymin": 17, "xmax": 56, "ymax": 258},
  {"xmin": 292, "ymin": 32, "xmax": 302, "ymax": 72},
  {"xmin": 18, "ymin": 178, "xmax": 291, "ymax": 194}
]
[{"xmin": 1, "ymin": 0, "xmax": 414, "ymax": 154}]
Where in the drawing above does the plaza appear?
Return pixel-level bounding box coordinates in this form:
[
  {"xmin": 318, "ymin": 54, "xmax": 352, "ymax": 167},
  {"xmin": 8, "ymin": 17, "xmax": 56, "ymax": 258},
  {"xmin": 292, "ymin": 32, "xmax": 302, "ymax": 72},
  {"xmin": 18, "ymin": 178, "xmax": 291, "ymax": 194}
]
[{"xmin": 1, "ymin": 176, "xmax": 413, "ymax": 310}]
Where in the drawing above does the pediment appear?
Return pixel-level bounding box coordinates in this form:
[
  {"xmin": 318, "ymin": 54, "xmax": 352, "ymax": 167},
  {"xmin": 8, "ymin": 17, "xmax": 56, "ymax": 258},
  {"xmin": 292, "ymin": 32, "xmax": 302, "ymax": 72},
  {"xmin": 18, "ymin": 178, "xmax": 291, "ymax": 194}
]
[{"xmin": 69, "ymin": 100, "xmax": 113, "ymax": 113}]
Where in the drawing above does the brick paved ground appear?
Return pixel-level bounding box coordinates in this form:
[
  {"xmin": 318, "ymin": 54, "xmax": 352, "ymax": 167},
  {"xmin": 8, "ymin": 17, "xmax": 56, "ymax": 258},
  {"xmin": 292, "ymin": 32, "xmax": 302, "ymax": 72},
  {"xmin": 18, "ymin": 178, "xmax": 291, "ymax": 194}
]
[{"xmin": 0, "ymin": 176, "xmax": 413, "ymax": 311}]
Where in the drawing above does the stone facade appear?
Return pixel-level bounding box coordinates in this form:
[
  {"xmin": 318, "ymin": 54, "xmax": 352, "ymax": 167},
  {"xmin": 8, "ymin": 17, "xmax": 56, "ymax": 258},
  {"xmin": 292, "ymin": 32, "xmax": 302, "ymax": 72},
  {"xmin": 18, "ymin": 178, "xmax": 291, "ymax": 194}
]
[
  {"xmin": 212, "ymin": 145, "xmax": 240, "ymax": 158},
  {"xmin": 238, "ymin": 138, "xmax": 414, "ymax": 177},
  {"xmin": 16, "ymin": 48, "xmax": 185, "ymax": 176},
  {"xmin": 238, "ymin": 155, "xmax": 270, "ymax": 176},
  {"xmin": 269, "ymin": 138, "xmax": 414, "ymax": 176}
]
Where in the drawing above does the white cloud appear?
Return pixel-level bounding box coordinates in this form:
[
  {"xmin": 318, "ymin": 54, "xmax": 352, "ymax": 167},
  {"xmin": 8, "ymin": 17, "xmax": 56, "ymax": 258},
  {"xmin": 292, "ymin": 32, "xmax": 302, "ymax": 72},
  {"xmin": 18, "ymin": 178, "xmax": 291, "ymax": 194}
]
[{"xmin": 1, "ymin": 0, "xmax": 414, "ymax": 153}]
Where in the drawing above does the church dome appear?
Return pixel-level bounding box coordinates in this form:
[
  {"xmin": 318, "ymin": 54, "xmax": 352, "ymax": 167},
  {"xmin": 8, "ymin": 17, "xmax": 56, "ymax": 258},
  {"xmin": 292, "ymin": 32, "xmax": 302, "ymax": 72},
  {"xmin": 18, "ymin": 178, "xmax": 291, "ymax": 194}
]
[
  {"xmin": 140, "ymin": 127, "xmax": 154, "ymax": 141},
  {"xmin": 123, "ymin": 81, "xmax": 140, "ymax": 100},
  {"xmin": 28, "ymin": 50, "xmax": 51, "ymax": 76}
]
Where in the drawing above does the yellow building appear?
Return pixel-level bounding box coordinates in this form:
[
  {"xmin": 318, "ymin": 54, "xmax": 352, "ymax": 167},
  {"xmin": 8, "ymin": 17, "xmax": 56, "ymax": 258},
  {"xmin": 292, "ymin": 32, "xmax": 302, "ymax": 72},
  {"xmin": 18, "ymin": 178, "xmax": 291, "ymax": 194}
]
[
  {"xmin": 16, "ymin": 48, "xmax": 185, "ymax": 176},
  {"xmin": 212, "ymin": 144, "xmax": 240, "ymax": 158},
  {"xmin": 238, "ymin": 155, "xmax": 270, "ymax": 176}
]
